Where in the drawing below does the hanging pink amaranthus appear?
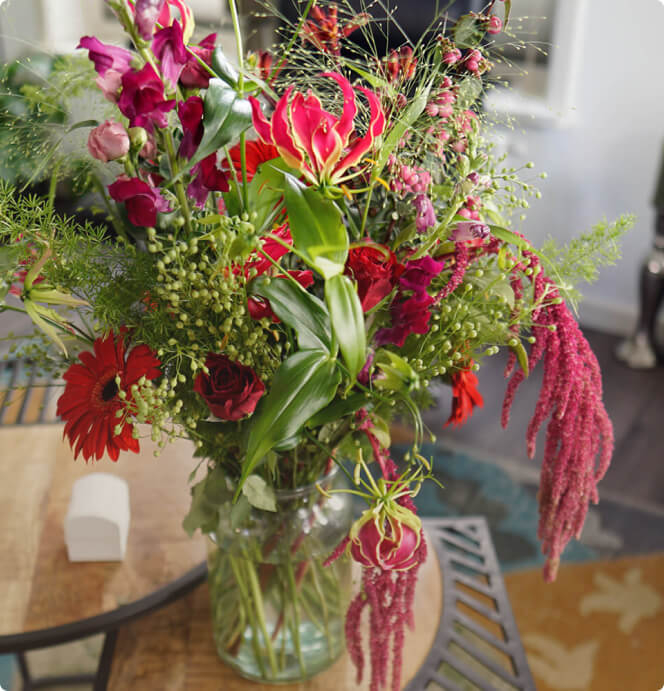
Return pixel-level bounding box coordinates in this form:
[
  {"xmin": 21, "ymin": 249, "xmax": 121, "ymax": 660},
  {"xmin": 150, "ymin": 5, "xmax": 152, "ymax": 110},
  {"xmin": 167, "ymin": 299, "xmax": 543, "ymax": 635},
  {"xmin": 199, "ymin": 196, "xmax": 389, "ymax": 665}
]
[
  {"xmin": 326, "ymin": 410, "xmax": 427, "ymax": 691},
  {"xmin": 502, "ymin": 251, "xmax": 614, "ymax": 581}
]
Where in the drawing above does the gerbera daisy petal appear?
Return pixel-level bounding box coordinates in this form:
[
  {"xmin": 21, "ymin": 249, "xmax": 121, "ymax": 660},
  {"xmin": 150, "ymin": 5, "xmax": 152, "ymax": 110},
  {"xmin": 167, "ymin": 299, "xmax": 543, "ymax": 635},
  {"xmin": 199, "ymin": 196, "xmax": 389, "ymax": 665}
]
[{"xmin": 57, "ymin": 330, "xmax": 161, "ymax": 463}]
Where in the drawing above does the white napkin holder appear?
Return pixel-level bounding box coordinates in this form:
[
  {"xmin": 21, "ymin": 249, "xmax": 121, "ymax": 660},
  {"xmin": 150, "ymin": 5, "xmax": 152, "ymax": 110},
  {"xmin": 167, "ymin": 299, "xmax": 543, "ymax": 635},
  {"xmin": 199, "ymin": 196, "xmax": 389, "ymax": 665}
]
[{"xmin": 64, "ymin": 473, "xmax": 130, "ymax": 562}]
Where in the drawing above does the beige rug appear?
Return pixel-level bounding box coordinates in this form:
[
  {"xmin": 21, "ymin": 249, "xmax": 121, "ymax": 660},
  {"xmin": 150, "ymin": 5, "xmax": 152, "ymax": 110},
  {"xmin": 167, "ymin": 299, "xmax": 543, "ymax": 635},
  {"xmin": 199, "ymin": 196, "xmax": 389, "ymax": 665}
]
[{"xmin": 505, "ymin": 553, "xmax": 664, "ymax": 691}]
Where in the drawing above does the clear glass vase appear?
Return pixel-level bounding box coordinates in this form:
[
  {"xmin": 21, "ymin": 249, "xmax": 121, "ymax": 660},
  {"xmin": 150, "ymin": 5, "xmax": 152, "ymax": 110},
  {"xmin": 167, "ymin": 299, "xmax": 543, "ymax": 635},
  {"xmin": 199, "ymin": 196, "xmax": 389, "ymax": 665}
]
[{"xmin": 206, "ymin": 470, "xmax": 353, "ymax": 683}]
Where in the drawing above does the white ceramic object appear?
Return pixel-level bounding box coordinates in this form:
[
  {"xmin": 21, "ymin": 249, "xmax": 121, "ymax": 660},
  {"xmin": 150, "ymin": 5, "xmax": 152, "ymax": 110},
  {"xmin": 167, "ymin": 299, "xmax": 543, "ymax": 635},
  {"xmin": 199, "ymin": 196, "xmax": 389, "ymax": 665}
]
[{"xmin": 64, "ymin": 473, "xmax": 130, "ymax": 562}]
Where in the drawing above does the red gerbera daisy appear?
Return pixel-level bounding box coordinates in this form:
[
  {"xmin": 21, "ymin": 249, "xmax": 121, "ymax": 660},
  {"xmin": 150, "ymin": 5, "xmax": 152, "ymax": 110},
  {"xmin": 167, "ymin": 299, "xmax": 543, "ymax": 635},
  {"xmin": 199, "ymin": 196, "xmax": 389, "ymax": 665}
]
[
  {"xmin": 445, "ymin": 365, "xmax": 484, "ymax": 428},
  {"xmin": 226, "ymin": 139, "xmax": 280, "ymax": 182},
  {"xmin": 57, "ymin": 331, "xmax": 161, "ymax": 462}
]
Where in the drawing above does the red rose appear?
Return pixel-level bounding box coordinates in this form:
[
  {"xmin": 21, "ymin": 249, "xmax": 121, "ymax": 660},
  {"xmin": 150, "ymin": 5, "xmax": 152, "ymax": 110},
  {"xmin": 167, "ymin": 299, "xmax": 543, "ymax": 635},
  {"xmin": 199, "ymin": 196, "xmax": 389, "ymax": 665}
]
[
  {"xmin": 194, "ymin": 353, "xmax": 265, "ymax": 421},
  {"xmin": 344, "ymin": 244, "xmax": 403, "ymax": 312}
]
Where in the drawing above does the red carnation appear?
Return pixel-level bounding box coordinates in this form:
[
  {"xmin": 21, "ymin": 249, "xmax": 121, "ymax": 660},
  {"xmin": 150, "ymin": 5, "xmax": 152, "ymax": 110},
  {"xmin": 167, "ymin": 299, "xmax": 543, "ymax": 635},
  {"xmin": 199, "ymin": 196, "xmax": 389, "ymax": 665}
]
[
  {"xmin": 108, "ymin": 175, "xmax": 172, "ymax": 227},
  {"xmin": 445, "ymin": 366, "xmax": 484, "ymax": 427},
  {"xmin": 56, "ymin": 331, "xmax": 161, "ymax": 462},
  {"xmin": 344, "ymin": 244, "xmax": 404, "ymax": 312},
  {"xmin": 194, "ymin": 354, "xmax": 265, "ymax": 421}
]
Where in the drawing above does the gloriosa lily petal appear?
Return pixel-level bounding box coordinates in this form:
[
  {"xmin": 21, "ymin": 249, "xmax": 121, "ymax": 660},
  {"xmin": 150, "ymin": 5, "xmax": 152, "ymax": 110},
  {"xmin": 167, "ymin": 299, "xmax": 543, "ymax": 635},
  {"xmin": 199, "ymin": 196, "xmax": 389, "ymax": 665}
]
[{"xmin": 248, "ymin": 72, "xmax": 384, "ymax": 186}]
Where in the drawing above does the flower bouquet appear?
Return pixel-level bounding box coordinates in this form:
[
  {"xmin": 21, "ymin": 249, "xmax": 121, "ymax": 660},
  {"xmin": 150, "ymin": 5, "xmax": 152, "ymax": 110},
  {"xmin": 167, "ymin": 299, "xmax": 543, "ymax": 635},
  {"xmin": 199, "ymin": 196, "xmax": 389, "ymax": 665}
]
[{"xmin": 0, "ymin": 0, "xmax": 631, "ymax": 688}]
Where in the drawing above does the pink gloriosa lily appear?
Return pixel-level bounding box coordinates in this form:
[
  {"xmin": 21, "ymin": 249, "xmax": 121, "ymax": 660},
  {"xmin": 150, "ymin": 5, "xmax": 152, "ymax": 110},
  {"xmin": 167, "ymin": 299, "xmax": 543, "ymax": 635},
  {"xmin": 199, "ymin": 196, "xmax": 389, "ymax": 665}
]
[{"xmin": 249, "ymin": 72, "xmax": 385, "ymax": 186}]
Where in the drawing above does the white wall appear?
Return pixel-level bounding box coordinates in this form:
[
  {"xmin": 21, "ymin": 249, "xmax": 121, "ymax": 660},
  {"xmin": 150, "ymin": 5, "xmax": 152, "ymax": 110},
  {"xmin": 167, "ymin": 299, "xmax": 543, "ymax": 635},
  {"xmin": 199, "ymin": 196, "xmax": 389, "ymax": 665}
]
[{"xmin": 496, "ymin": 0, "xmax": 664, "ymax": 334}]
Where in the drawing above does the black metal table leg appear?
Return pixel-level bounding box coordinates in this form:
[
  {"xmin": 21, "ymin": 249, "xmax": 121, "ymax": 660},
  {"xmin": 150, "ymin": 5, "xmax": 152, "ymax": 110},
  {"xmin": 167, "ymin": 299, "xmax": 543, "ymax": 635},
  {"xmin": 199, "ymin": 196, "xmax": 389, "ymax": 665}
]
[{"xmin": 93, "ymin": 630, "xmax": 118, "ymax": 691}]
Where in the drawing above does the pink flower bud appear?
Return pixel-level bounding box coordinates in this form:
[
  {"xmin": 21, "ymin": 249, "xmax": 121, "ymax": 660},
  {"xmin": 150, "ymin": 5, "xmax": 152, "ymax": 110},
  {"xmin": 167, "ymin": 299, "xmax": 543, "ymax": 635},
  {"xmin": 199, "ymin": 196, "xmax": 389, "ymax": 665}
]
[
  {"xmin": 487, "ymin": 15, "xmax": 503, "ymax": 34},
  {"xmin": 443, "ymin": 48, "xmax": 462, "ymax": 65},
  {"xmin": 348, "ymin": 503, "xmax": 422, "ymax": 572},
  {"xmin": 466, "ymin": 59, "xmax": 479, "ymax": 73},
  {"xmin": 425, "ymin": 103, "xmax": 439, "ymax": 117},
  {"xmin": 87, "ymin": 120, "xmax": 130, "ymax": 163},
  {"xmin": 437, "ymin": 104, "xmax": 453, "ymax": 118}
]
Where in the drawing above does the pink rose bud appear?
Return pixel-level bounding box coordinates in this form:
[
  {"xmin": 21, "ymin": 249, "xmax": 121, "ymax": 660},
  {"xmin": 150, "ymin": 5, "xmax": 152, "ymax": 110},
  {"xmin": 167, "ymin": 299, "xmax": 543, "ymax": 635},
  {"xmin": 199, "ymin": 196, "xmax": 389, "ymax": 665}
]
[
  {"xmin": 487, "ymin": 15, "xmax": 503, "ymax": 34},
  {"xmin": 87, "ymin": 120, "xmax": 130, "ymax": 162}
]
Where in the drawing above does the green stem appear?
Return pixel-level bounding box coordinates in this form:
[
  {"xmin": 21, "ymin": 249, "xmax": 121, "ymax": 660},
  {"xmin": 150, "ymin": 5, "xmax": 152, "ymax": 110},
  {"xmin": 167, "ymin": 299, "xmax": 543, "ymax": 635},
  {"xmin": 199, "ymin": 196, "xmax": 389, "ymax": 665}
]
[
  {"xmin": 273, "ymin": 0, "xmax": 316, "ymax": 76},
  {"xmin": 92, "ymin": 178, "xmax": 130, "ymax": 243},
  {"xmin": 227, "ymin": 0, "xmax": 249, "ymax": 211},
  {"xmin": 163, "ymin": 131, "xmax": 193, "ymax": 235},
  {"xmin": 359, "ymin": 183, "xmax": 374, "ymax": 236},
  {"xmin": 285, "ymin": 560, "xmax": 306, "ymax": 677},
  {"xmin": 228, "ymin": 555, "xmax": 268, "ymax": 678},
  {"xmin": 245, "ymin": 554, "xmax": 279, "ymax": 677}
]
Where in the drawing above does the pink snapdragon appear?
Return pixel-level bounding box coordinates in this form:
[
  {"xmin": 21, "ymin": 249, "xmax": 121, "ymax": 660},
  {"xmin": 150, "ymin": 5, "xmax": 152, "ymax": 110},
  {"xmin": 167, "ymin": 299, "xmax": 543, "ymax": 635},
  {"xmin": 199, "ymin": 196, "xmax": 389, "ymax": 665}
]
[
  {"xmin": 108, "ymin": 175, "xmax": 172, "ymax": 226},
  {"xmin": 78, "ymin": 36, "xmax": 133, "ymax": 102},
  {"xmin": 249, "ymin": 72, "xmax": 385, "ymax": 186},
  {"xmin": 118, "ymin": 63, "xmax": 175, "ymax": 129},
  {"xmin": 180, "ymin": 33, "xmax": 216, "ymax": 88},
  {"xmin": 152, "ymin": 20, "xmax": 188, "ymax": 88},
  {"xmin": 414, "ymin": 194, "xmax": 437, "ymax": 232}
]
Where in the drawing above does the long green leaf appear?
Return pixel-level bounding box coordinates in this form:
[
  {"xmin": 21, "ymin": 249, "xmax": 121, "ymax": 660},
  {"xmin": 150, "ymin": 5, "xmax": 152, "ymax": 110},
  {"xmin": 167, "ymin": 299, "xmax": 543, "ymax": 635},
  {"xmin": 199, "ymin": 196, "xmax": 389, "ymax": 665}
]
[
  {"xmin": 306, "ymin": 393, "xmax": 368, "ymax": 428},
  {"xmin": 374, "ymin": 79, "xmax": 433, "ymax": 177},
  {"xmin": 250, "ymin": 275, "xmax": 332, "ymax": 351},
  {"xmin": 238, "ymin": 350, "xmax": 341, "ymax": 495},
  {"xmin": 190, "ymin": 78, "xmax": 252, "ymax": 168},
  {"xmin": 211, "ymin": 45, "xmax": 239, "ymax": 88},
  {"xmin": 490, "ymin": 225, "xmax": 533, "ymax": 252},
  {"xmin": 325, "ymin": 274, "xmax": 366, "ymax": 381},
  {"xmin": 283, "ymin": 173, "xmax": 348, "ymax": 279}
]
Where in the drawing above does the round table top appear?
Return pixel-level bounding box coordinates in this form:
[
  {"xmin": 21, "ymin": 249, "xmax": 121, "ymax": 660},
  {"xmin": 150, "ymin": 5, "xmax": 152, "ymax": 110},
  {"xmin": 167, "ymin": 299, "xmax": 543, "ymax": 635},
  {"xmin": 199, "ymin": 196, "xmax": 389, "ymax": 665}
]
[{"xmin": 0, "ymin": 425, "xmax": 206, "ymax": 638}]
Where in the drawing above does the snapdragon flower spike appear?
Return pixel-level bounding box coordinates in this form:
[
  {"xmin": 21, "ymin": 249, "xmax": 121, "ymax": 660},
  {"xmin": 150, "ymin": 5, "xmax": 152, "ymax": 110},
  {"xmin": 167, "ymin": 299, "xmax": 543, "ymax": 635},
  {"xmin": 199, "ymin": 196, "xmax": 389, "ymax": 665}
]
[{"xmin": 249, "ymin": 72, "xmax": 385, "ymax": 186}]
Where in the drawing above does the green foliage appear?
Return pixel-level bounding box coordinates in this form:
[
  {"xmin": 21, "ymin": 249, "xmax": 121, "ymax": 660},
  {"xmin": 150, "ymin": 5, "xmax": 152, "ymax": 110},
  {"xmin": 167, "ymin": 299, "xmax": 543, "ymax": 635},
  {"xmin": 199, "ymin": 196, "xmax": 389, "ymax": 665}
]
[
  {"xmin": 325, "ymin": 274, "xmax": 366, "ymax": 381},
  {"xmin": 539, "ymin": 215, "xmax": 634, "ymax": 306},
  {"xmin": 283, "ymin": 173, "xmax": 348, "ymax": 279}
]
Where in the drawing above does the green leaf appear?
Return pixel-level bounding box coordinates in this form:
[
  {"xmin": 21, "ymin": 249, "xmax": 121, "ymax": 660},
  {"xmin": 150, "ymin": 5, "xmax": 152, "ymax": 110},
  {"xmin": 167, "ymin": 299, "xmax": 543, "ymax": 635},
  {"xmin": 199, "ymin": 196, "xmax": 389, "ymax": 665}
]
[
  {"xmin": 66, "ymin": 119, "xmax": 99, "ymax": 133},
  {"xmin": 504, "ymin": 0, "xmax": 512, "ymax": 28},
  {"xmin": 190, "ymin": 79, "xmax": 252, "ymax": 168},
  {"xmin": 325, "ymin": 274, "xmax": 366, "ymax": 381},
  {"xmin": 373, "ymin": 350, "xmax": 419, "ymax": 393},
  {"xmin": 250, "ymin": 275, "xmax": 332, "ymax": 351},
  {"xmin": 244, "ymin": 159, "xmax": 291, "ymax": 233},
  {"xmin": 238, "ymin": 350, "xmax": 341, "ymax": 496},
  {"xmin": 211, "ymin": 45, "xmax": 239, "ymax": 88},
  {"xmin": 182, "ymin": 464, "xmax": 232, "ymax": 536},
  {"xmin": 511, "ymin": 340, "xmax": 530, "ymax": 378},
  {"xmin": 454, "ymin": 14, "xmax": 484, "ymax": 48},
  {"xmin": 242, "ymin": 474, "xmax": 277, "ymax": 511},
  {"xmin": 306, "ymin": 393, "xmax": 368, "ymax": 428},
  {"xmin": 374, "ymin": 79, "xmax": 433, "ymax": 177},
  {"xmin": 283, "ymin": 173, "xmax": 348, "ymax": 278},
  {"xmin": 490, "ymin": 225, "xmax": 533, "ymax": 252},
  {"xmin": 230, "ymin": 494, "xmax": 251, "ymax": 528}
]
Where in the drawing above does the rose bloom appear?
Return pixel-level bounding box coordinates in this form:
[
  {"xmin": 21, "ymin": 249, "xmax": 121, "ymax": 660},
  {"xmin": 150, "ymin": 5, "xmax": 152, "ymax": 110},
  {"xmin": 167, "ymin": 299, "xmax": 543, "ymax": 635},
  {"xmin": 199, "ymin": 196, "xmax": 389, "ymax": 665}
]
[
  {"xmin": 87, "ymin": 120, "xmax": 130, "ymax": 163},
  {"xmin": 344, "ymin": 244, "xmax": 403, "ymax": 312},
  {"xmin": 194, "ymin": 353, "xmax": 265, "ymax": 421}
]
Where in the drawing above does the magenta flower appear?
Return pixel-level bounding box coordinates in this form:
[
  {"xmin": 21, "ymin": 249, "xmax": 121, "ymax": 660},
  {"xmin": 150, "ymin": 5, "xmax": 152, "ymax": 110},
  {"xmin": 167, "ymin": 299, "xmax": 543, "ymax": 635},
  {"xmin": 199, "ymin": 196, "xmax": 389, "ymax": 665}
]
[
  {"xmin": 177, "ymin": 95, "xmax": 203, "ymax": 159},
  {"xmin": 375, "ymin": 291, "xmax": 434, "ymax": 347},
  {"xmin": 152, "ymin": 20, "xmax": 188, "ymax": 88},
  {"xmin": 118, "ymin": 63, "xmax": 175, "ymax": 130},
  {"xmin": 399, "ymin": 256, "xmax": 445, "ymax": 294},
  {"xmin": 134, "ymin": 0, "xmax": 166, "ymax": 40},
  {"xmin": 414, "ymin": 194, "xmax": 436, "ymax": 232},
  {"xmin": 180, "ymin": 33, "xmax": 216, "ymax": 88},
  {"xmin": 349, "ymin": 502, "xmax": 422, "ymax": 572},
  {"xmin": 187, "ymin": 155, "xmax": 229, "ymax": 208},
  {"xmin": 78, "ymin": 36, "xmax": 133, "ymax": 102},
  {"xmin": 249, "ymin": 72, "xmax": 385, "ymax": 185},
  {"xmin": 108, "ymin": 176, "xmax": 172, "ymax": 227},
  {"xmin": 450, "ymin": 220, "xmax": 490, "ymax": 243}
]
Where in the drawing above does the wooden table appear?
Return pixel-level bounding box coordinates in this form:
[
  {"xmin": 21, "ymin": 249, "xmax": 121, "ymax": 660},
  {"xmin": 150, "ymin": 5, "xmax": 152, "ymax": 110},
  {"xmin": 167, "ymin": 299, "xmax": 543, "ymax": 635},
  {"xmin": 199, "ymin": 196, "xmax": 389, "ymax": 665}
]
[{"xmin": 0, "ymin": 425, "xmax": 207, "ymax": 689}]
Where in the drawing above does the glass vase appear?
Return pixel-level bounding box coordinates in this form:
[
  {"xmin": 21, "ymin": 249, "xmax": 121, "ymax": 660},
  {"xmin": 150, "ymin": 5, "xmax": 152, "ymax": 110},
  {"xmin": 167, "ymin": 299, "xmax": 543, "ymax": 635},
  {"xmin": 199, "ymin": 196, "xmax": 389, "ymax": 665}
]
[{"xmin": 206, "ymin": 470, "xmax": 353, "ymax": 683}]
